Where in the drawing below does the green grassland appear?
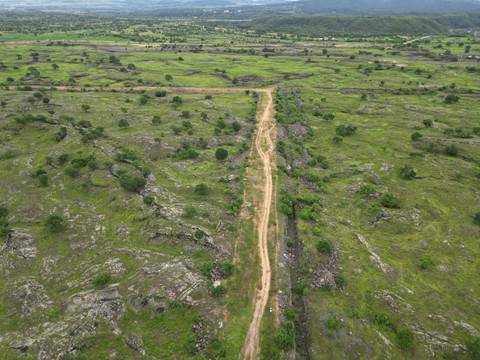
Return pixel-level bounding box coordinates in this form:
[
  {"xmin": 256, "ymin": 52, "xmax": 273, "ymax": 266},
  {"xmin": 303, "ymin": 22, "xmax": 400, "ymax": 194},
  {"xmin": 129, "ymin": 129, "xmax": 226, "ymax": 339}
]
[{"xmin": 0, "ymin": 20, "xmax": 479, "ymax": 360}]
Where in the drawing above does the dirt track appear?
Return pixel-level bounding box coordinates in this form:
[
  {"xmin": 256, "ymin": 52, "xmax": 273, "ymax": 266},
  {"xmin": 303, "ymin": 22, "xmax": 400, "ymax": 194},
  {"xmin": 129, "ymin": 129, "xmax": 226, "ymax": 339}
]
[{"xmin": 239, "ymin": 89, "xmax": 275, "ymax": 359}]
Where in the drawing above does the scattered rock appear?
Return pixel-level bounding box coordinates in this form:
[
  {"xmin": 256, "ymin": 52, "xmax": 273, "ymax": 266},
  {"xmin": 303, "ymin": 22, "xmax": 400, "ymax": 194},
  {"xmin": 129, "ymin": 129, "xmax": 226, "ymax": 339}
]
[
  {"xmin": 126, "ymin": 334, "xmax": 146, "ymax": 356},
  {"xmin": 0, "ymin": 229, "xmax": 38, "ymax": 269}
]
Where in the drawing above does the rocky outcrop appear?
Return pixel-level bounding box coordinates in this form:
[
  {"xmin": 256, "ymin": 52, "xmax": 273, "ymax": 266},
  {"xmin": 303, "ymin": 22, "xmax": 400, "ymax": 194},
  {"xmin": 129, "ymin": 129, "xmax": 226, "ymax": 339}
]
[{"xmin": 0, "ymin": 229, "xmax": 38, "ymax": 270}]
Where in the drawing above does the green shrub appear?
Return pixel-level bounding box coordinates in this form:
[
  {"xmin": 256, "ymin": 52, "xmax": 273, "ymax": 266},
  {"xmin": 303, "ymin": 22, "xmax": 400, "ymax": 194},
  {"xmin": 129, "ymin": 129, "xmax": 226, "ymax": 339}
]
[
  {"xmin": 285, "ymin": 307, "xmax": 297, "ymax": 320},
  {"xmin": 215, "ymin": 148, "xmax": 228, "ymax": 161},
  {"xmin": 467, "ymin": 337, "xmax": 480, "ymax": 360},
  {"xmin": 359, "ymin": 184, "xmax": 376, "ymax": 196},
  {"xmin": 152, "ymin": 115, "xmax": 162, "ymax": 124},
  {"xmin": 141, "ymin": 166, "xmax": 152, "ymax": 176},
  {"xmin": 45, "ymin": 214, "xmax": 64, "ymax": 232},
  {"xmin": 87, "ymin": 160, "xmax": 98, "ymax": 170},
  {"xmin": 275, "ymin": 321, "xmax": 295, "ymax": 351},
  {"xmin": 335, "ymin": 124, "xmax": 357, "ymax": 137},
  {"xmin": 171, "ymin": 95, "xmax": 182, "ymax": 104},
  {"xmin": 381, "ymin": 193, "xmax": 400, "ymax": 209},
  {"xmin": 411, "ymin": 132, "xmax": 423, "ymax": 141},
  {"xmin": 221, "ymin": 260, "xmax": 235, "ymax": 277},
  {"xmin": 211, "ymin": 285, "xmax": 226, "ymax": 297},
  {"xmin": 423, "ymin": 119, "xmax": 433, "ymax": 127},
  {"xmin": 195, "ymin": 183, "xmax": 210, "ymax": 195},
  {"xmin": 419, "ymin": 256, "xmax": 435, "ymax": 269},
  {"xmin": 143, "ymin": 195, "xmax": 154, "ymax": 205},
  {"xmin": 474, "ymin": 212, "xmax": 480, "ymax": 226},
  {"xmin": 0, "ymin": 205, "xmax": 8, "ymax": 218},
  {"xmin": 0, "ymin": 206, "xmax": 10, "ymax": 238},
  {"xmin": 445, "ymin": 144, "xmax": 459, "ymax": 156},
  {"xmin": 184, "ymin": 206, "xmax": 197, "ymax": 217},
  {"xmin": 316, "ymin": 238, "xmax": 333, "ymax": 254},
  {"xmin": 37, "ymin": 173, "xmax": 49, "ymax": 187},
  {"xmin": 427, "ymin": 142, "xmax": 440, "ymax": 153},
  {"xmin": 336, "ymin": 273, "xmax": 346, "ymax": 287},
  {"xmin": 201, "ymin": 261, "xmax": 213, "ymax": 276},
  {"xmin": 323, "ymin": 113, "xmax": 335, "ymax": 121},
  {"xmin": 93, "ymin": 272, "xmax": 112, "ymax": 288},
  {"xmin": 232, "ymin": 121, "xmax": 241, "ymax": 132},
  {"xmin": 326, "ymin": 315, "xmax": 341, "ymax": 329},
  {"xmin": 333, "ymin": 135, "xmax": 343, "ymax": 144},
  {"xmin": 119, "ymin": 174, "xmax": 147, "ymax": 192},
  {"xmin": 372, "ymin": 312, "xmax": 396, "ymax": 331},
  {"xmin": 444, "ymin": 94, "xmax": 459, "ymax": 104},
  {"xmin": 194, "ymin": 229, "xmax": 204, "ymax": 240},
  {"xmin": 118, "ymin": 119, "xmax": 129, "ymax": 128},
  {"xmin": 399, "ymin": 164, "xmax": 416, "ymax": 179},
  {"xmin": 139, "ymin": 94, "xmax": 149, "ymax": 105},
  {"xmin": 397, "ymin": 327, "xmax": 415, "ymax": 349}
]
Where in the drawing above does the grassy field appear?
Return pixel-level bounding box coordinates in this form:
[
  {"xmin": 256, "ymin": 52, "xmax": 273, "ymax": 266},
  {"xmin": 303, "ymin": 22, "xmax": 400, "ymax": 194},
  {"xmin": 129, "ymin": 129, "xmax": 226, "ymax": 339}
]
[{"xmin": 0, "ymin": 23, "xmax": 479, "ymax": 359}]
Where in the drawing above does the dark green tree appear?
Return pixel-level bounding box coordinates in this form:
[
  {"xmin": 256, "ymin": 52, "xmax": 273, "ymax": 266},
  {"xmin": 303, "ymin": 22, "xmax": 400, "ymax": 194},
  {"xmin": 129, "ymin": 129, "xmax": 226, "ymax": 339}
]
[{"xmin": 215, "ymin": 148, "xmax": 228, "ymax": 161}]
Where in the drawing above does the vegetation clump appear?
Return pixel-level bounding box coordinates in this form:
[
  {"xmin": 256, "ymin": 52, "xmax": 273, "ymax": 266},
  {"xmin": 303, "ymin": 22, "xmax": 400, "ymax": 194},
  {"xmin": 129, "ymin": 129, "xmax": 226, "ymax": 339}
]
[
  {"xmin": 45, "ymin": 214, "xmax": 64, "ymax": 233},
  {"xmin": 119, "ymin": 174, "xmax": 147, "ymax": 192},
  {"xmin": 381, "ymin": 193, "xmax": 401, "ymax": 208}
]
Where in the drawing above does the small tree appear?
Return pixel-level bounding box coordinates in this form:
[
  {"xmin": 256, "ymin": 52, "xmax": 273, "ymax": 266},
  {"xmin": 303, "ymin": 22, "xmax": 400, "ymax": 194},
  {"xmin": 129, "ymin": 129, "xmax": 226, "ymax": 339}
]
[
  {"xmin": 423, "ymin": 119, "xmax": 433, "ymax": 127},
  {"xmin": 139, "ymin": 94, "xmax": 149, "ymax": 105},
  {"xmin": 419, "ymin": 256, "xmax": 435, "ymax": 269},
  {"xmin": 81, "ymin": 104, "xmax": 90, "ymax": 112},
  {"xmin": 216, "ymin": 118, "xmax": 226, "ymax": 129},
  {"xmin": 316, "ymin": 238, "xmax": 333, "ymax": 254},
  {"xmin": 119, "ymin": 174, "xmax": 147, "ymax": 192},
  {"xmin": 445, "ymin": 144, "xmax": 458, "ymax": 156},
  {"xmin": 411, "ymin": 132, "xmax": 423, "ymax": 141},
  {"xmin": 215, "ymin": 148, "xmax": 228, "ymax": 161},
  {"xmin": 45, "ymin": 214, "xmax": 64, "ymax": 232},
  {"xmin": 444, "ymin": 94, "xmax": 459, "ymax": 104},
  {"xmin": 152, "ymin": 115, "xmax": 161, "ymax": 124},
  {"xmin": 118, "ymin": 119, "xmax": 130, "ymax": 128},
  {"xmin": 143, "ymin": 195, "xmax": 154, "ymax": 205},
  {"xmin": 93, "ymin": 273, "xmax": 112, "ymax": 288},
  {"xmin": 172, "ymin": 96, "xmax": 183, "ymax": 105},
  {"xmin": 381, "ymin": 193, "xmax": 401, "ymax": 209},
  {"xmin": 232, "ymin": 121, "xmax": 241, "ymax": 132}
]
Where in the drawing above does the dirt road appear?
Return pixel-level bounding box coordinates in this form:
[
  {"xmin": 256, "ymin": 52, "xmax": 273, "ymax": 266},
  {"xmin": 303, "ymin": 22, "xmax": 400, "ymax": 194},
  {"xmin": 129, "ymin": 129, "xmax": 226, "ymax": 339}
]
[{"xmin": 239, "ymin": 89, "xmax": 275, "ymax": 359}]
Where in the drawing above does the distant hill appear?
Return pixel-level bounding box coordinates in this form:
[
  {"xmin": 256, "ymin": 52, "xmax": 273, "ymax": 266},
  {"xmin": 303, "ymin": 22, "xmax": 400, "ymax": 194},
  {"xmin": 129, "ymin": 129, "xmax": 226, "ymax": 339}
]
[
  {"xmin": 1, "ymin": 0, "xmax": 480, "ymax": 15},
  {"xmin": 294, "ymin": 0, "xmax": 480, "ymax": 15},
  {"xmin": 247, "ymin": 12, "xmax": 480, "ymax": 35}
]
